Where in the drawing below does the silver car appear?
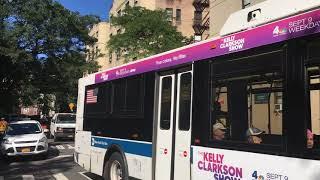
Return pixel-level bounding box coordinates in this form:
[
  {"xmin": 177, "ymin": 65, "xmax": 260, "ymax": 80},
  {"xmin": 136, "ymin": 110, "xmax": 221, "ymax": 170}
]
[{"xmin": 1, "ymin": 120, "xmax": 48, "ymax": 158}]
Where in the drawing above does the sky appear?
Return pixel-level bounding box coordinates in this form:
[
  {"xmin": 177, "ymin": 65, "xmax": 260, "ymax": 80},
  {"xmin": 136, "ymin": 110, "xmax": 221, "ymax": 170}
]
[{"xmin": 56, "ymin": 0, "xmax": 113, "ymax": 21}]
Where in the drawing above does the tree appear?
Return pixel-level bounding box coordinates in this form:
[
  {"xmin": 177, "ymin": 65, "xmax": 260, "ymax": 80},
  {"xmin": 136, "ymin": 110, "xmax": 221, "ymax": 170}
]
[
  {"xmin": 108, "ymin": 6, "xmax": 188, "ymax": 61},
  {"xmin": 0, "ymin": 0, "xmax": 100, "ymax": 114}
]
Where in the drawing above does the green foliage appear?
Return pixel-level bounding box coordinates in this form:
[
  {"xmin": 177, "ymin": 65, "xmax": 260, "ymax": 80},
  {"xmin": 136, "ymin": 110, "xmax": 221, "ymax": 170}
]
[
  {"xmin": 108, "ymin": 6, "xmax": 188, "ymax": 61},
  {"xmin": 0, "ymin": 0, "xmax": 100, "ymax": 114}
]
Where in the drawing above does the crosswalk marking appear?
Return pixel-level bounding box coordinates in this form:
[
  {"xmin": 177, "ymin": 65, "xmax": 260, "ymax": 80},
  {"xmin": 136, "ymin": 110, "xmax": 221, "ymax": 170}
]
[
  {"xmin": 67, "ymin": 144, "xmax": 74, "ymax": 149},
  {"xmin": 51, "ymin": 144, "xmax": 74, "ymax": 150},
  {"xmin": 22, "ymin": 175, "xmax": 35, "ymax": 180},
  {"xmin": 53, "ymin": 173, "xmax": 69, "ymax": 180},
  {"xmin": 55, "ymin": 145, "xmax": 65, "ymax": 150},
  {"xmin": 78, "ymin": 172, "xmax": 92, "ymax": 180}
]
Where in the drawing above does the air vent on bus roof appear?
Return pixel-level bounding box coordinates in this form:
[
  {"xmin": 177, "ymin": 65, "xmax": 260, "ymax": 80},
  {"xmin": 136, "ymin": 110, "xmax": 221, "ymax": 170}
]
[{"xmin": 220, "ymin": 0, "xmax": 320, "ymax": 36}]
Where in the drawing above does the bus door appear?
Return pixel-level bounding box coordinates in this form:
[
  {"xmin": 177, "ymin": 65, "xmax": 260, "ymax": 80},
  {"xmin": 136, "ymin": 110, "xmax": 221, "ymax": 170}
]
[{"xmin": 154, "ymin": 66, "xmax": 193, "ymax": 180}]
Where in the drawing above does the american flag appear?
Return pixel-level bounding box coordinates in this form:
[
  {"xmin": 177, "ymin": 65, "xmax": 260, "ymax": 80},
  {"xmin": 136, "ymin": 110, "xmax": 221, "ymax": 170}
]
[{"xmin": 86, "ymin": 88, "xmax": 98, "ymax": 104}]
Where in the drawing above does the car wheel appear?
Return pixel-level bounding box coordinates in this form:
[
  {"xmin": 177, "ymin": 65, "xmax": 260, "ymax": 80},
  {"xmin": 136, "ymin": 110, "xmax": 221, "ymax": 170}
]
[
  {"xmin": 3, "ymin": 155, "xmax": 12, "ymax": 164},
  {"xmin": 103, "ymin": 152, "xmax": 128, "ymax": 180},
  {"xmin": 40, "ymin": 151, "xmax": 48, "ymax": 160}
]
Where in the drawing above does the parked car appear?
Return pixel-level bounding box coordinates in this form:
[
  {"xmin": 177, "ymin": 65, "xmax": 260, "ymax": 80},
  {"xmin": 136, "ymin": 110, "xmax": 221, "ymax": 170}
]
[
  {"xmin": 0, "ymin": 120, "xmax": 48, "ymax": 159},
  {"xmin": 38, "ymin": 117, "xmax": 50, "ymax": 137},
  {"xmin": 50, "ymin": 113, "xmax": 76, "ymax": 141}
]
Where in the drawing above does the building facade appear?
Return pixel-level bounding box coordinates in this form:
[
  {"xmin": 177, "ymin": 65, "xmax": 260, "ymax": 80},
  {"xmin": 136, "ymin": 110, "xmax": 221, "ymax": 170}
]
[
  {"xmin": 105, "ymin": 0, "xmax": 195, "ymax": 70},
  {"xmin": 87, "ymin": 22, "xmax": 110, "ymax": 70},
  {"xmin": 89, "ymin": 0, "xmax": 270, "ymax": 70}
]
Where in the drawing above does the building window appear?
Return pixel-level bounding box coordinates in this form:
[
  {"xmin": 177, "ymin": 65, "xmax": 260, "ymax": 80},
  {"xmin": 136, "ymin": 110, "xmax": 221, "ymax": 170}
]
[
  {"xmin": 109, "ymin": 51, "xmax": 112, "ymax": 63},
  {"xmin": 91, "ymin": 49, "xmax": 95, "ymax": 59},
  {"xmin": 95, "ymin": 46, "xmax": 98, "ymax": 57},
  {"xmin": 134, "ymin": 0, "xmax": 138, "ymax": 6},
  {"xmin": 116, "ymin": 49, "xmax": 121, "ymax": 61},
  {"xmin": 117, "ymin": 29, "xmax": 121, "ymax": 34},
  {"xmin": 87, "ymin": 52, "xmax": 91, "ymax": 61},
  {"xmin": 117, "ymin": 10, "xmax": 122, "ymax": 16},
  {"xmin": 166, "ymin": 8, "xmax": 173, "ymax": 22},
  {"xmin": 96, "ymin": 31, "xmax": 98, "ymax": 38},
  {"xmin": 243, "ymin": 0, "xmax": 251, "ymax": 8},
  {"xmin": 176, "ymin": 9, "xmax": 181, "ymax": 23},
  {"xmin": 126, "ymin": 1, "xmax": 129, "ymax": 7}
]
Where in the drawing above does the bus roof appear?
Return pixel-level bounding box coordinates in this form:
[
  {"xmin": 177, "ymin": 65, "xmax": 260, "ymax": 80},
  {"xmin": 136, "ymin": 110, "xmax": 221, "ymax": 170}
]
[
  {"xmin": 87, "ymin": 4, "xmax": 320, "ymax": 86},
  {"xmin": 221, "ymin": 0, "xmax": 320, "ymax": 36}
]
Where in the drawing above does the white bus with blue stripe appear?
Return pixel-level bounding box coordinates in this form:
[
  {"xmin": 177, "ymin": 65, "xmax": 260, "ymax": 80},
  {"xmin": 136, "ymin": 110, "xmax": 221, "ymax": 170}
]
[{"xmin": 75, "ymin": 1, "xmax": 320, "ymax": 179}]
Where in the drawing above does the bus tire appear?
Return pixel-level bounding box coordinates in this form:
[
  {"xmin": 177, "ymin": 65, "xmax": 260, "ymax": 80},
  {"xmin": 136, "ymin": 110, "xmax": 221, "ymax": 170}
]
[{"xmin": 103, "ymin": 152, "xmax": 128, "ymax": 180}]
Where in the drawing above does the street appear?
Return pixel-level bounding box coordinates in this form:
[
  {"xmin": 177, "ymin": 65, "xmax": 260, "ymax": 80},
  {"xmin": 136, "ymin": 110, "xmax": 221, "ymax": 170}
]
[{"xmin": 0, "ymin": 139, "xmax": 102, "ymax": 180}]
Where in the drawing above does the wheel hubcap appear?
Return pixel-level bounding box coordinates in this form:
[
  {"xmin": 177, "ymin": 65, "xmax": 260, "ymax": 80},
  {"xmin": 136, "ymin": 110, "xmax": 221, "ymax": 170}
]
[{"xmin": 110, "ymin": 160, "xmax": 122, "ymax": 180}]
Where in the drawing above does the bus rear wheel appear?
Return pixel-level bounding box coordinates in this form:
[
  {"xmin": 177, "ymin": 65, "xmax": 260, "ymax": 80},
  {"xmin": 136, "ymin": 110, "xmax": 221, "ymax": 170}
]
[{"xmin": 103, "ymin": 152, "xmax": 128, "ymax": 180}]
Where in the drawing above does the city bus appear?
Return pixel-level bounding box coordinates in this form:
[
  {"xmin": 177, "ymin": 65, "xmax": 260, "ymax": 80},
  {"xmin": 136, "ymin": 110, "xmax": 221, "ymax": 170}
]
[{"xmin": 75, "ymin": 1, "xmax": 320, "ymax": 179}]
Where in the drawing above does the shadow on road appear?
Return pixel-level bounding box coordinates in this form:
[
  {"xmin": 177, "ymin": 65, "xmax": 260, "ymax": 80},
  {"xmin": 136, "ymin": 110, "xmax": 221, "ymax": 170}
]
[
  {"xmin": 0, "ymin": 155, "xmax": 76, "ymax": 177},
  {"xmin": 0, "ymin": 142, "xmax": 66, "ymax": 168}
]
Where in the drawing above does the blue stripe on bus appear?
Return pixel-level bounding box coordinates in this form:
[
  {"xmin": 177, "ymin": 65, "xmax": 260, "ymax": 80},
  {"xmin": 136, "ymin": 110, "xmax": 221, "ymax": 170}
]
[{"xmin": 91, "ymin": 136, "xmax": 152, "ymax": 157}]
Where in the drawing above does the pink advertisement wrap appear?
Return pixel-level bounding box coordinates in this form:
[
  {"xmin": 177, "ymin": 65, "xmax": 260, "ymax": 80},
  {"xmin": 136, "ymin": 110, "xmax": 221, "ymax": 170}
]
[
  {"xmin": 192, "ymin": 146, "xmax": 320, "ymax": 180},
  {"xmin": 95, "ymin": 9, "xmax": 320, "ymax": 84}
]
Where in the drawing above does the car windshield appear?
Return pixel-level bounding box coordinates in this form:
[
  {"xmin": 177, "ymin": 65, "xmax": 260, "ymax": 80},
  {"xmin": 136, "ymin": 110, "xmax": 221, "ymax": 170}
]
[
  {"xmin": 57, "ymin": 114, "xmax": 76, "ymax": 123},
  {"xmin": 6, "ymin": 123, "xmax": 42, "ymax": 135}
]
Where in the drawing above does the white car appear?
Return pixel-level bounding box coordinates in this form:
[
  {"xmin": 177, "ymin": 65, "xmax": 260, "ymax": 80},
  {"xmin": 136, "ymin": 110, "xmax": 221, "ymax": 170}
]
[
  {"xmin": 50, "ymin": 113, "xmax": 76, "ymax": 141},
  {"xmin": 1, "ymin": 120, "xmax": 48, "ymax": 158}
]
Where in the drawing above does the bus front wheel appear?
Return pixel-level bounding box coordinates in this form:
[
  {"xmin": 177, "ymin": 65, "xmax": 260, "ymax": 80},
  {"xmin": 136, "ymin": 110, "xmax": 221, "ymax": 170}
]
[{"xmin": 103, "ymin": 152, "xmax": 128, "ymax": 180}]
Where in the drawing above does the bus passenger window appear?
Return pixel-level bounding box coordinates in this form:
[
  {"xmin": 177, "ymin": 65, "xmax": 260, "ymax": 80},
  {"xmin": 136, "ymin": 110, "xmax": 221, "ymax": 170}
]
[
  {"xmin": 247, "ymin": 77, "xmax": 283, "ymax": 145},
  {"xmin": 211, "ymin": 86, "xmax": 228, "ymax": 141},
  {"xmin": 210, "ymin": 73, "xmax": 283, "ymax": 146},
  {"xmin": 306, "ymin": 66, "xmax": 320, "ymax": 159}
]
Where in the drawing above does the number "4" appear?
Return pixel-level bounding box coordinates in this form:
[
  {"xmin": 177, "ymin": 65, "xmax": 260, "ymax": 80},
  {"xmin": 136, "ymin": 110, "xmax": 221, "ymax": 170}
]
[{"xmin": 252, "ymin": 171, "xmax": 258, "ymax": 179}]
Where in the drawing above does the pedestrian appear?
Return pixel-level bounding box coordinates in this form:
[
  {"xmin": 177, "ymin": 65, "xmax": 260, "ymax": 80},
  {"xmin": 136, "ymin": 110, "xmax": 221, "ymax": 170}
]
[{"xmin": 0, "ymin": 117, "xmax": 8, "ymax": 135}]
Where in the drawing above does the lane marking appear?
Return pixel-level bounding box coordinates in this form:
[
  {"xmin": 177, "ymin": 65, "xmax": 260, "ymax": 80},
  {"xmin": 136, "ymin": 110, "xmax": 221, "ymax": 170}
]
[
  {"xmin": 22, "ymin": 175, "xmax": 35, "ymax": 180},
  {"xmin": 78, "ymin": 172, "xmax": 92, "ymax": 180},
  {"xmin": 56, "ymin": 145, "xmax": 65, "ymax": 150},
  {"xmin": 51, "ymin": 155, "xmax": 73, "ymax": 160},
  {"xmin": 53, "ymin": 173, "xmax": 69, "ymax": 180},
  {"xmin": 67, "ymin": 144, "xmax": 74, "ymax": 149}
]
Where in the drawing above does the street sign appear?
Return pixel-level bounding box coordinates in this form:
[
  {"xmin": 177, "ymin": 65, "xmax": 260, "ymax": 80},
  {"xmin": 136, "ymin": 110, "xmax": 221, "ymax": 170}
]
[{"xmin": 69, "ymin": 103, "xmax": 75, "ymax": 112}]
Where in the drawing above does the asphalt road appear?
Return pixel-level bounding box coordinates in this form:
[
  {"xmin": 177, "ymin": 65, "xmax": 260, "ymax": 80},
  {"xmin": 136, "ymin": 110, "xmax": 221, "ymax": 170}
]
[{"xmin": 0, "ymin": 139, "xmax": 103, "ymax": 180}]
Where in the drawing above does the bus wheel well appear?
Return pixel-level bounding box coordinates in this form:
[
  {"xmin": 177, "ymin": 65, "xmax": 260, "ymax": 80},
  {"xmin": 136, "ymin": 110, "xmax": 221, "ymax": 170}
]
[{"xmin": 103, "ymin": 144, "xmax": 129, "ymax": 176}]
